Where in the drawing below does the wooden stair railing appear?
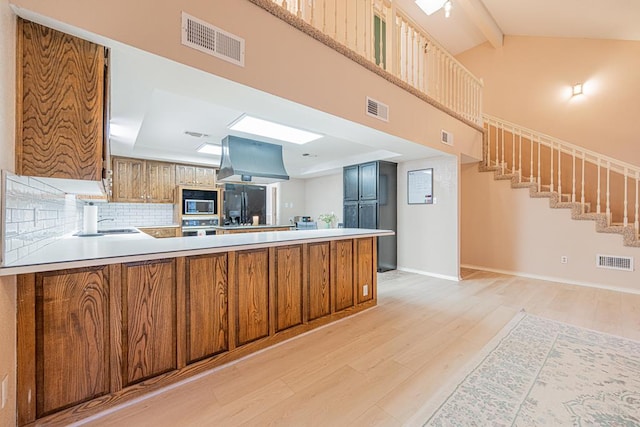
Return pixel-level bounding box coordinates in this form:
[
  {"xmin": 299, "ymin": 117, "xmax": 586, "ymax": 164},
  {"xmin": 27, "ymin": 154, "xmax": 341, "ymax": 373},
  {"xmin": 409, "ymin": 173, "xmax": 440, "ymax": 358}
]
[{"xmin": 482, "ymin": 114, "xmax": 640, "ymax": 247}]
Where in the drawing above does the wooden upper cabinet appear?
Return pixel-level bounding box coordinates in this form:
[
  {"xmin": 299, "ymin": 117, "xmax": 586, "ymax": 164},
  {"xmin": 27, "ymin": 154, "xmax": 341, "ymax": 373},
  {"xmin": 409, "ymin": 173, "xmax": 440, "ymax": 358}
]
[
  {"xmin": 175, "ymin": 164, "xmax": 196, "ymax": 186},
  {"xmin": 111, "ymin": 157, "xmax": 175, "ymax": 203},
  {"xmin": 111, "ymin": 157, "xmax": 145, "ymax": 202},
  {"xmin": 17, "ymin": 19, "xmax": 106, "ymax": 181},
  {"xmin": 176, "ymin": 164, "xmax": 216, "ymax": 187},
  {"xmin": 146, "ymin": 161, "xmax": 175, "ymax": 203}
]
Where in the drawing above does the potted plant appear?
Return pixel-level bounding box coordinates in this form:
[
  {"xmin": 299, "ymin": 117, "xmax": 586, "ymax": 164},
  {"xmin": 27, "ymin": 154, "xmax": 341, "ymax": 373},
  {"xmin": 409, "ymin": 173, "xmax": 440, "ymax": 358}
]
[{"xmin": 318, "ymin": 212, "xmax": 338, "ymax": 228}]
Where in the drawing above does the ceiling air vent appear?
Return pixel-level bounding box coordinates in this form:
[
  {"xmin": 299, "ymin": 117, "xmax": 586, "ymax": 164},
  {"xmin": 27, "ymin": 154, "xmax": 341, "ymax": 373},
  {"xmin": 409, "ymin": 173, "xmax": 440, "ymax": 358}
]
[
  {"xmin": 441, "ymin": 129, "xmax": 454, "ymax": 146},
  {"xmin": 596, "ymin": 254, "xmax": 634, "ymax": 272},
  {"xmin": 181, "ymin": 12, "xmax": 245, "ymax": 67},
  {"xmin": 366, "ymin": 97, "xmax": 389, "ymax": 122}
]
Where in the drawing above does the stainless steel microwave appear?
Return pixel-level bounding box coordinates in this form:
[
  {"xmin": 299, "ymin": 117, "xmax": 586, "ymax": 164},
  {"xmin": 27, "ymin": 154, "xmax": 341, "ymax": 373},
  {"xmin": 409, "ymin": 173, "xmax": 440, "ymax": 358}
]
[{"xmin": 184, "ymin": 199, "xmax": 216, "ymax": 215}]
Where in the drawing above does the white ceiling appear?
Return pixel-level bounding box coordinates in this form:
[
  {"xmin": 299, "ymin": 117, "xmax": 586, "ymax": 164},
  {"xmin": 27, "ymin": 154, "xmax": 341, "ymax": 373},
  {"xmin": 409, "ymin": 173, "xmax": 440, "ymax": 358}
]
[
  {"xmin": 395, "ymin": 0, "xmax": 640, "ymax": 55},
  {"xmin": 85, "ymin": 0, "xmax": 640, "ymax": 181}
]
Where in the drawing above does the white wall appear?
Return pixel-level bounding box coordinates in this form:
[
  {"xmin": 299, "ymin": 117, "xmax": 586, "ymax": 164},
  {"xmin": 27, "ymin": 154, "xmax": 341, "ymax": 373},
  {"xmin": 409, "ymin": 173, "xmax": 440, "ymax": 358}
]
[
  {"xmin": 275, "ymin": 179, "xmax": 306, "ymax": 225},
  {"xmin": 397, "ymin": 156, "xmax": 459, "ymax": 280},
  {"xmin": 461, "ymin": 163, "xmax": 640, "ymax": 293},
  {"xmin": 304, "ymin": 173, "xmax": 343, "ymax": 226},
  {"xmin": 0, "ymin": 0, "xmax": 16, "ymax": 424}
]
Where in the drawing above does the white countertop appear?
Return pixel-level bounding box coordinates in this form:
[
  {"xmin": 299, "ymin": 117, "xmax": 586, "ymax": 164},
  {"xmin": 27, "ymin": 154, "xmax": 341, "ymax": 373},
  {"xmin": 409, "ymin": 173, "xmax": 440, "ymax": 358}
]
[
  {"xmin": 213, "ymin": 224, "xmax": 294, "ymax": 230},
  {"xmin": 0, "ymin": 228, "xmax": 394, "ymax": 276}
]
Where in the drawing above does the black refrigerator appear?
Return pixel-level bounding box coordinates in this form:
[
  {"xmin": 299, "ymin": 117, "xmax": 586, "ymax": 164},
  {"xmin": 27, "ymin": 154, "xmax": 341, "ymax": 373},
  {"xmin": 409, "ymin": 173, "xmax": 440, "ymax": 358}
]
[{"xmin": 223, "ymin": 184, "xmax": 267, "ymax": 225}]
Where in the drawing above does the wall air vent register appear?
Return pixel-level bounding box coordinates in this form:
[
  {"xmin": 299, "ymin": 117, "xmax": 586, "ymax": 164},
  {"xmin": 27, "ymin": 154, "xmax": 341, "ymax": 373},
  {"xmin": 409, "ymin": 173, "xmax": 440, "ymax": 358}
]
[
  {"xmin": 596, "ymin": 254, "xmax": 634, "ymax": 272},
  {"xmin": 181, "ymin": 12, "xmax": 245, "ymax": 67},
  {"xmin": 366, "ymin": 97, "xmax": 389, "ymax": 122}
]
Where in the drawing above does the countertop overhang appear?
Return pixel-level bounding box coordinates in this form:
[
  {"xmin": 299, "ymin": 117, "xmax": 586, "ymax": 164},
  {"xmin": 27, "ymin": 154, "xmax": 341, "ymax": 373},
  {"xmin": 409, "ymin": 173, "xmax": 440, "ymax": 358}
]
[{"xmin": 0, "ymin": 228, "xmax": 394, "ymax": 276}]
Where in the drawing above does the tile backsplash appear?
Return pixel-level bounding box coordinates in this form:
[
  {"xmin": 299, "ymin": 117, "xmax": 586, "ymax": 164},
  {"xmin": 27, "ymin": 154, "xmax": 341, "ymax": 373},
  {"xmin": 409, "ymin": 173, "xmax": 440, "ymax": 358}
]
[
  {"xmin": 2, "ymin": 173, "xmax": 83, "ymax": 265},
  {"xmin": 96, "ymin": 203, "xmax": 174, "ymax": 228}
]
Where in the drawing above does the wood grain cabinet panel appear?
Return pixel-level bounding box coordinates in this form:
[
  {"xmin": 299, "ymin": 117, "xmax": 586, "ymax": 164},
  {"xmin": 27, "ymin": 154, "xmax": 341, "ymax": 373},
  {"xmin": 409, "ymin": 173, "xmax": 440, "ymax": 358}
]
[
  {"xmin": 334, "ymin": 240, "xmax": 355, "ymax": 312},
  {"xmin": 146, "ymin": 161, "xmax": 175, "ymax": 203},
  {"xmin": 16, "ymin": 267, "xmax": 111, "ymax": 422},
  {"xmin": 121, "ymin": 260, "xmax": 177, "ymax": 385},
  {"xmin": 138, "ymin": 227, "xmax": 179, "ymax": 238},
  {"xmin": 235, "ymin": 249, "xmax": 270, "ymax": 346},
  {"xmin": 176, "ymin": 164, "xmax": 196, "ymax": 186},
  {"xmin": 17, "ymin": 19, "xmax": 106, "ymax": 181},
  {"xmin": 274, "ymin": 245, "xmax": 303, "ymax": 332},
  {"xmin": 356, "ymin": 238, "xmax": 375, "ymax": 304},
  {"xmin": 307, "ymin": 242, "xmax": 331, "ymax": 320},
  {"xmin": 186, "ymin": 254, "xmax": 229, "ymax": 363},
  {"xmin": 111, "ymin": 157, "xmax": 145, "ymax": 202},
  {"xmin": 195, "ymin": 167, "xmax": 216, "ymax": 187}
]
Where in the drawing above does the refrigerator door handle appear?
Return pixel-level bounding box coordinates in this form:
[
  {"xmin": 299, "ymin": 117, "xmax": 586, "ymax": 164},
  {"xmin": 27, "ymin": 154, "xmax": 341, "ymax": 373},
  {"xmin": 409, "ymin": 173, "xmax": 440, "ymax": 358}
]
[{"xmin": 242, "ymin": 191, "xmax": 248, "ymax": 224}]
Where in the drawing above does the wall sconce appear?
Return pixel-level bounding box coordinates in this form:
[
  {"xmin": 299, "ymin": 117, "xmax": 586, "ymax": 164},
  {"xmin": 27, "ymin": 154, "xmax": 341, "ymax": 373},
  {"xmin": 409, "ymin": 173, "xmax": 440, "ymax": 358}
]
[{"xmin": 572, "ymin": 83, "xmax": 583, "ymax": 97}]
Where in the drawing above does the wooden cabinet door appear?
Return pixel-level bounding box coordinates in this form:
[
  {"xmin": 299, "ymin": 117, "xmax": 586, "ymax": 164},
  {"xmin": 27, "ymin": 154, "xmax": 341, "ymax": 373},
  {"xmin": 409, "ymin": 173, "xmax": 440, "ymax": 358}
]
[
  {"xmin": 307, "ymin": 242, "xmax": 331, "ymax": 321},
  {"xmin": 235, "ymin": 249, "xmax": 270, "ymax": 346},
  {"xmin": 139, "ymin": 227, "xmax": 179, "ymax": 238},
  {"xmin": 176, "ymin": 165, "xmax": 196, "ymax": 186},
  {"xmin": 186, "ymin": 254, "xmax": 229, "ymax": 363},
  {"xmin": 17, "ymin": 267, "xmax": 110, "ymax": 423},
  {"xmin": 356, "ymin": 238, "xmax": 375, "ymax": 304},
  {"xmin": 274, "ymin": 245, "xmax": 303, "ymax": 332},
  {"xmin": 195, "ymin": 167, "xmax": 216, "ymax": 187},
  {"xmin": 333, "ymin": 240, "xmax": 354, "ymax": 312},
  {"xmin": 146, "ymin": 161, "xmax": 175, "ymax": 203},
  {"xmin": 17, "ymin": 19, "xmax": 105, "ymax": 181},
  {"xmin": 358, "ymin": 201, "xmax": 378, "ymax": 230},
  {"xmin": 343, "ymin": 165, "xmax": 359, "ymax": 201},
  {"xmin": 359, "ymin": 162, "xmax": 378, "ymax": 200},
  {"xmin": 121, "ymin": 260, "xmax": 177, "ymax": 385},
  {"xmin": 111, "ymin": 157, "xmax": 145, "ymax": 202},
  {"xmin": 344, "ymin": 201, "xmax": 359, "ymax": 228}
]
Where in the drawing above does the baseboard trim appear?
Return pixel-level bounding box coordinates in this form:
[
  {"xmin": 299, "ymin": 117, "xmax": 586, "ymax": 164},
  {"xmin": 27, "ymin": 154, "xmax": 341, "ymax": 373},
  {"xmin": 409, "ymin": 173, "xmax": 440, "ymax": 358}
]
[
  {"xmin": 397, "ymin": 267, "xmax": 460, "ymax": 282},
  {"xmin": 461, "ymin": 264, "xmax": 640, "ymax": 296}
]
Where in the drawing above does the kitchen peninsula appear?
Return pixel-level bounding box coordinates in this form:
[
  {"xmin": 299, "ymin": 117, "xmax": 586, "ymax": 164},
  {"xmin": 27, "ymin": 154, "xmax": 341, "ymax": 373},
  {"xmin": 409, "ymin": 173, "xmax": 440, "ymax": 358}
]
[{"xmin": 4, "ymin": 228, "xmax": 391, "ymax": 426}]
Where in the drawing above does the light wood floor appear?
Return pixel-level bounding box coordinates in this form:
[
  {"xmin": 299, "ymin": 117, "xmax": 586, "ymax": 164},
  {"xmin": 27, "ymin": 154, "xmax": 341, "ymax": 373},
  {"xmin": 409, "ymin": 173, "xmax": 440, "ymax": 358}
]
[{"xmin": 78, "ymin": 269, "xmax": 640, "ymax": 427}]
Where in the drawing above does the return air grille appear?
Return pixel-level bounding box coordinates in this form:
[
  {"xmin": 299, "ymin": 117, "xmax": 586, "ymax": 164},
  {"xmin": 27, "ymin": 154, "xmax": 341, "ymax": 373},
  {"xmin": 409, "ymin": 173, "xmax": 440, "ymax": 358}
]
[
  {"xmin": 596, "ymin": 254, "xmax": 634, "ymax": 271},
  {"xmin": 181, "ymin": 12, "xmax": 245, "ymax": 66},
  {"xmin": 366, "ymin": 97, "xmax": 389, "ymax": 122},
  {"xmin": 441, "ymin": 129, "xmax": 454, "ymax": 146}
]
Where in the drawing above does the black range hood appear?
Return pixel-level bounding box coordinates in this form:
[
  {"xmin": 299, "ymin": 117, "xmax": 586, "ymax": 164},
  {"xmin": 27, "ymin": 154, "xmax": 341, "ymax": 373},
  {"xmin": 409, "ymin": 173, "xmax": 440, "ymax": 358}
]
[{"xmin": 217, "ymin": 135, "xmax": 289, "ymax": 184}]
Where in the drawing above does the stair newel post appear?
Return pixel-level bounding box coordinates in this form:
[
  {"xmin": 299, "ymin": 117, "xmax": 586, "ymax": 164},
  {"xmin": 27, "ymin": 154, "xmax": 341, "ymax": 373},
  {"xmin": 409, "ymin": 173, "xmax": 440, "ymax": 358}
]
[
  {"xmin": 518, "ymin": 130, "xmax": 522, "ymax": 183},
  {"xmin": 606, "ymin": 161, "xmax": 611, "ymax": 225},
  {"xmin": 537, "ymin": 137, "xmax": 541, "ymax": 191},
  {"xmin": 486, "ymin": 122, "xmax": 491, "ymax": 167},
  {"xmin": 529, "ymin": 133, "xmax": 534, "ymax": 183},
  {"xmin": 597, "ymin": 158, "xmax": 601, "ymax": 214},
  {"xmin": 495, "ymin": 123, "xmax": 499, "ymax": 169},
  {"xmin": 557, "ymin": 145, "xmax": 562, "ymax": 200},
  {"xmin": 623, "ymin": 168, "xmax": 628, "ymax": 227},
  {"xmin": 501, "ymin": 125, "xmax": 505, "ymax": 174},
  {"xmin": 581, "ymin": 152, "xmax": 585, "ymax": 214},
  {"xmin": 571, "ymin": 148, "xmax": 576, "ymax": 203},
  {"xmin": 511, "ymin": 127, "xmax": 515, "ymax": 176},
  {"xmin": 550, "ymin": 141, "xmax": 554, "ymax": 193}
]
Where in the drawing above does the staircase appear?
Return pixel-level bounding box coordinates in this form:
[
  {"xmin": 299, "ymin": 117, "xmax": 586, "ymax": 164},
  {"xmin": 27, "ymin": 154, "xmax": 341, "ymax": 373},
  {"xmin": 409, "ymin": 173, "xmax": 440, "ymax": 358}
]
[{"xmin": 480, "ymin": 114, "xmax": 640, "ymax": 248}]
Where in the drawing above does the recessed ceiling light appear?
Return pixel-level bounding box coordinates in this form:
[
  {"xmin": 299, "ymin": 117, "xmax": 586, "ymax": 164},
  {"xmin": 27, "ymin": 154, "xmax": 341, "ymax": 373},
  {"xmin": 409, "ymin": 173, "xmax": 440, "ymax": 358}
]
[
  {"xmin": 229, "ymin": 115, "xmax": 322, "ymax": 145},
  {"xmin": 415, "ymin": 0, "xmax": 447, "ymax": 15},
  {"xmin": 197, "ymin": 143, "xmax": 222, "ymax": 155}
]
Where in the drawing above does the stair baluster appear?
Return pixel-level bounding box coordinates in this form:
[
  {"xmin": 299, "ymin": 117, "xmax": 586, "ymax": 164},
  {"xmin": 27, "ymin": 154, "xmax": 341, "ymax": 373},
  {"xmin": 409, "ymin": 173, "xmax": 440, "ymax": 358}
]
[
  {"xmin": 529, "ymin": 134, "xmax": 534, "ymax": 183},
  {"xmin": 581, "ymin": 152, "xmax": 586, "ymax": 214},
  {"xmin": 501, "ymin": 125, "xmax": 505, "ymax": 173},
  {"xmin": 624, "ymin": 168, "xmax": 629, "ymax": 226},
  {"xmin": 597, "ymin": 158, "xmax": 601, "ymax": 214},
  {"xmin": 518, "ymin": 130, "xmax": 523, "ymax": 183},
  {"xmin": 537, "ymin": 137, "xmax": 541, "ymax": 190},
  {"xmin": 558, "ymin": 146, "xmax": 562, "ymax": 200},
  {"xmin": 572, "ymin": 148, "xmax": 576, "ymax": 203},
  {"xmin": 550, "ymin": 141, "xmax": 554, "ymax": 193},
  {"xmin": 635, "ymin": 172, "xmax": 639, "ymax": 232},
  {"xmin": 606, "ymin": 162, "xmax": 611, "ymax": 224}
]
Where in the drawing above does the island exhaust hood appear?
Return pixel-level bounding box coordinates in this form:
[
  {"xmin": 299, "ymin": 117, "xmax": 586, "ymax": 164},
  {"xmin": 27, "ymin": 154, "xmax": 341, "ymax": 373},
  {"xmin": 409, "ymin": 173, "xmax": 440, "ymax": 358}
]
[{"xmin": 217, "ymin": 135, "xmax": 289, "ymax": 183}]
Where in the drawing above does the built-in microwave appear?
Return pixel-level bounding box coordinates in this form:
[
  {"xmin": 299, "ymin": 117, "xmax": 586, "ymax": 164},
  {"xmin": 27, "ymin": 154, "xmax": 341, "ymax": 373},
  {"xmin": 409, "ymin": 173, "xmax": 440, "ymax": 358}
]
[{"xmin": 184, "ymin": 199, "xmax": 216, "ymax": 215}]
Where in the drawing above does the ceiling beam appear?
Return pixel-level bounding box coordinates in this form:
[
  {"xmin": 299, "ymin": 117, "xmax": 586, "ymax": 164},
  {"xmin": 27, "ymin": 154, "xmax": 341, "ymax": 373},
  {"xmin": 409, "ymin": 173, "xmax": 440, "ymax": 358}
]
[{"xmin": 456, "ymin": 0, "xmax": 503, "ymax": 49}]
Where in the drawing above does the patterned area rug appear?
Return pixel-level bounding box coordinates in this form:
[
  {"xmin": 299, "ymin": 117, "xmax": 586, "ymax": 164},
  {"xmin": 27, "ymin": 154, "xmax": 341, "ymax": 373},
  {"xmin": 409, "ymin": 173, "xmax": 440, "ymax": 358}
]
[{"xmin": 415, "ymin": 312, "xmax": 640, "ymax": 426}]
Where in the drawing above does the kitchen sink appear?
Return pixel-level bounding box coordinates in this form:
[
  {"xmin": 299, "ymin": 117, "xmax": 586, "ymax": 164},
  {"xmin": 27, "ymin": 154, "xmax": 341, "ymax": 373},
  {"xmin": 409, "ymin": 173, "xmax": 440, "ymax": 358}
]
[
  {"xmin": 97, "ymin": 228, "xmax": 140, "ymax": 234},
  {"xmin": 74, "ymin": 228, "xmax": 140, "ymax": 237}
]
